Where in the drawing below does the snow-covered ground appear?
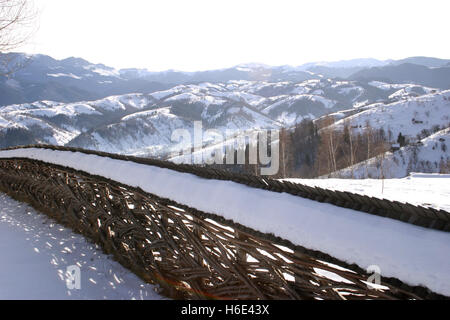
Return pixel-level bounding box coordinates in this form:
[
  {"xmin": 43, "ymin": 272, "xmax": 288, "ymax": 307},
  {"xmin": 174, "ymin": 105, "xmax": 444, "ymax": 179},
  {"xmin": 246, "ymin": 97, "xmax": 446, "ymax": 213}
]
[
  {"xmin": 283, "ymin": 173, "xmax": 450, "ymax": 212},
  {"xmin": 0, "ymin": 193, "xmax": 163, "ymax": 300},
  {"xmin": 1, "ymin": 148, "xmax": 449, "ymax": 296}
]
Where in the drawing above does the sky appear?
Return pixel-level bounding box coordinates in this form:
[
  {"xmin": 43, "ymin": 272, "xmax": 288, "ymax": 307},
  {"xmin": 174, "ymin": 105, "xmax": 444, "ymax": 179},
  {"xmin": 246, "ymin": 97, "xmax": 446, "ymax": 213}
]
[{"xmin": 20, "ymin": 0, "xmax": 450, "ymax": 71}]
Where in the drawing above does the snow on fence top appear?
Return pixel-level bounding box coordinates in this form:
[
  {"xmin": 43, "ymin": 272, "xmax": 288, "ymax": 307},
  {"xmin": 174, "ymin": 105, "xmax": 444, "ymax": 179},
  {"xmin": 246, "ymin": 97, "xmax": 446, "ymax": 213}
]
[
  {"xmin": 2, "ymin": 145, "xmax": 449, "ymax": 231},
  {"xmin": 0, "ymin": 145, "xmax": 450, "ymax": 297}
]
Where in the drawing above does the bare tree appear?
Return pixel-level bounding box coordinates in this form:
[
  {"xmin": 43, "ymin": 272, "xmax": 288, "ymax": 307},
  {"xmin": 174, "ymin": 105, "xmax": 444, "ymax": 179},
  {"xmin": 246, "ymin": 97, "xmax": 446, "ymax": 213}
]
[
  {"xmin": 279, "ymin": 127, "xmax": 293, "ymax": 178},
  {"xmin": 316, "ymin": 115, "xmax": 338, "ymax": 176},
  {"xmin": 0, "ymin": 0, "xmax": 37, "ymax": 74},
  {"xmin": 279, "ymin": 128, "xmax": 286, "ymax": 178},
  {"xmin": 364, "ymin": 120, "xmax": 373, "ymax": 178},
  {"xmin": 343, "ymin": 120, "xmax": 358, "ymax": 178}
]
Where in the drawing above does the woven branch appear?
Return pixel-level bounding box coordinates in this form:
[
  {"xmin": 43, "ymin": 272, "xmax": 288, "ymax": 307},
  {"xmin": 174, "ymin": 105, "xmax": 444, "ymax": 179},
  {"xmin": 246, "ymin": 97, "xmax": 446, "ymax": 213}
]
[
  {"xmin": 0, "ymin": 158, "xmax": 446, "ymax": 300},
  {"xmin": 2, "ymin": 145, "xmax": 449, "ymax": 231}
]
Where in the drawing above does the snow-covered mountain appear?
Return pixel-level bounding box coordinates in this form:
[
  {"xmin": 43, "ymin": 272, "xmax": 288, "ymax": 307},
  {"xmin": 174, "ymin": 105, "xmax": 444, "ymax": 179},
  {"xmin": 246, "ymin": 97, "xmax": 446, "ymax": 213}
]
[
  {"xmin": 296, "ymin": 58, "xmax": 392, "ymax": 78},
  {"xmin": 316, "ymin": 90, "xmax": 450, "ymax": 178},
  {"xmin": 1, "ymin": 52, "xmax": 449, "ymax": 166},
  {"xmin": 390, "ymin": 57, "xmax": 450, "ymax": 68},
  {"xmin": 349, "ymin": 63, "xmax": 450, "ymax": 89},
  {"xmin": 2, "ymin": 77, "xmax": 441, "ymax": 156},
  {"xmin": 298, "ymin": 58, "xmax": 392, "ymax": 69},
  {"xmin": 2, "ymin": 53, "xmax": 450, "ymax": 108},
  {"xmin": 324, "ymin": 89, "xmax": 450, "ymax": 140},
  {"xmin": 0, "ymin": 77, "xmax": 445, "ymax": 156},
  {"xmin": 296, "ymin": 56, "xmax": 450, "ymax": 81},
  {"xmin": 0, "ymin": 53, "xmax": 171, "ymax": 107},
  {"xmin": 0, "ymin": 53, "xmax": 315, "ymax": 106},
  {"xmin": 331, "ymin": 127, "xmax": 450, "ymax": 179}
]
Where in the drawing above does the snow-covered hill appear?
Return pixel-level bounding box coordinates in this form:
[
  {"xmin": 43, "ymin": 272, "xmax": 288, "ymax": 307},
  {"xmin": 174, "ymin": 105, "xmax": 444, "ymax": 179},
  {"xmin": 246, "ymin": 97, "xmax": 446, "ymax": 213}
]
[
  {"xmin": 0, "ymin": 76, "xmax": 445, "ymax": 157},
  {"xmin": 349, "ymin": 63, "xmax": 450, "ymax": 89},
  {"xmin": 0, "ymin": 93, "xmax": 153, "ymax": 146},
  {"xmin": 324, "ymin": 90, "xmax": 450, "ymax": 143},
  {"xmin": 330, "ymin": 127, "xmax": 450, "ymax": 179},
  {"xmin": 3, "ymin": 52, "xmax": 448, "ymax": 107},
  {"xmin": 0, "ymin": 53, "xmax": 170, "ymax": 106}
]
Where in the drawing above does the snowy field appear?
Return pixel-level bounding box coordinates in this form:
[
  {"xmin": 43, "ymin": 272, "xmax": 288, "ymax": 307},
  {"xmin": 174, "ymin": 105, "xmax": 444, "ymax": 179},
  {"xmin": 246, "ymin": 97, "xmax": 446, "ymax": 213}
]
[
  {"xmin": 283, "ymin": 173, "xmax": 450, "ymax": 212},
  {"xmin": 0, "ymin": 148, "xmax": 449, "ymax": 296},
  {"xmin": 0, "ymin": 193, "xmax": 163, "ymax": 300}
]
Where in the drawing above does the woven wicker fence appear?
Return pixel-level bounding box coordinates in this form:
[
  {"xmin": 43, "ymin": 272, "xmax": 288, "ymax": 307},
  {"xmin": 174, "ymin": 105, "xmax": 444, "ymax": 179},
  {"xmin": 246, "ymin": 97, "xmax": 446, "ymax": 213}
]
[
  {"xmin": 0, "ymin": 152, "xmax": 447, "ymax": 299},
  {"xmin": 3, "ymin": 145, "xmax": 449, "ymax": 232}
]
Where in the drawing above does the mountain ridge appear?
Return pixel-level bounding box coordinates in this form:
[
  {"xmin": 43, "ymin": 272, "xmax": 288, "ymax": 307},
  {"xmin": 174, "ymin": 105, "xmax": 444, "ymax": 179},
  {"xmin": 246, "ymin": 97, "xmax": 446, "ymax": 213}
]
[{"xmin": 2, "ymin": 53, "xmax": 450, "ymax": 107}]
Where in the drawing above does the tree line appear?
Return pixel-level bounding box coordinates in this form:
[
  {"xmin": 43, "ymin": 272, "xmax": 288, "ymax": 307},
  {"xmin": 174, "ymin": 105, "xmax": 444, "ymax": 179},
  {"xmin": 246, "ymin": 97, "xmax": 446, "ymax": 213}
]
[{"xmin": 208, "ymin": 117, "xmax": 392, "ymax": 178}]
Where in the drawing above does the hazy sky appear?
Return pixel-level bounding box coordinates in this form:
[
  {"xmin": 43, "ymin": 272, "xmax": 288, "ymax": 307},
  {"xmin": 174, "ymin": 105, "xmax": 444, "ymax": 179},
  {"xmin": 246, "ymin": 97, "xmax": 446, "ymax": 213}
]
[{"xmin": 20, "ymin": 0, "xmax": 450, "ymax": 71}]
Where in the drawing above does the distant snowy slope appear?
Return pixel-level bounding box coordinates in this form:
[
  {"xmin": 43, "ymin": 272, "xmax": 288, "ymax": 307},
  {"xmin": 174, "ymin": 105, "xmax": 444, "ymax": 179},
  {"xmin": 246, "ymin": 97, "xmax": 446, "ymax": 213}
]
[
  {"xmin": 262, "ymin": 94, "xmax": 336, "ymax": 125},
  {"xmin": 0, "ymin": 53, "xmax": 169, "ymax": 106},
  {"xmin": 326, "ymin": 90, "xmax": 450, "ymax": 141},
  {"xmin": 0, "ymin": 93, "xmax": 154, "ymax": 147},
  {"xmin": 69, "ymin": 107, "xmax": 195, "ymax": 156},
  {"xmin": 349, "ymin": 63, "xmax": 450, "ymax": 89},
  {"xmin": 331, "ymin": 127, "xmax": 450, "ymax": 179},
  {"xmin": 0, "ymin": 79, "xmax": 444, "ymax": 156},
  {"xmin": 67, "ymin": 83, "xmax": 281, "ymax": 156},
  {"xmin": 2, "ymin": 52, "xmax": 448, "ymax": 107}
]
